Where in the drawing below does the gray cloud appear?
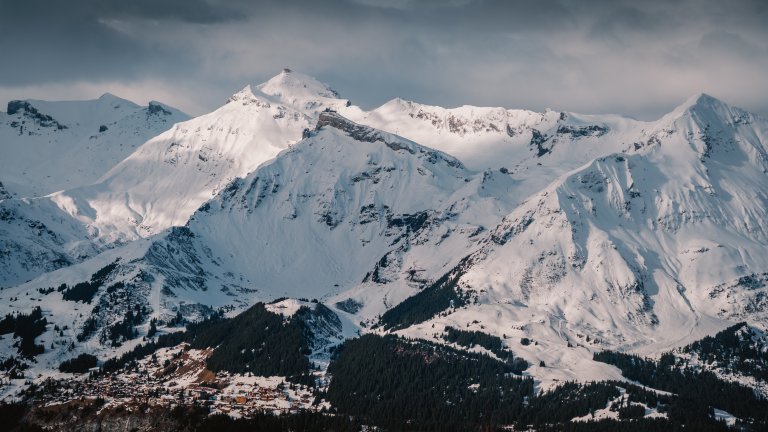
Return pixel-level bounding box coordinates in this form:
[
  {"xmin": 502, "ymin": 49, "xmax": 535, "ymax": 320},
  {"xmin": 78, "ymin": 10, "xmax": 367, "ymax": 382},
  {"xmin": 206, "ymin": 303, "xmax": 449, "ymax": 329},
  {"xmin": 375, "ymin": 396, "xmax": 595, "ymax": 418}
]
[{"xmin": 0, "ymin": 0, "xmax": 766, "ymax": 119}]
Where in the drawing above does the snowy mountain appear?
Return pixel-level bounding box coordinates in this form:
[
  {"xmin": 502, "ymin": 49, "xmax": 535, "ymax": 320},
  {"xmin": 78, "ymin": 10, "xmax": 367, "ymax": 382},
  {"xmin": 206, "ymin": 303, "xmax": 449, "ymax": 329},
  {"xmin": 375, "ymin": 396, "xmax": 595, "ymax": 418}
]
[
  {"xmin": 389, "ymin": 93, "xmax": 768, "ymax": 385},
  {"xmin": 0, "ymin": 70, "xmax": 636, "ymax": 288},
  {"xmin": 0, "ymin": 111, "xmax": 513, "ymax": 364},
  {"xmin": 49, "ymin": 70, "xmax": 352, "ymax": 242},
  {"xmin": 0, "ymin": 71, "xmax": 350, "ymax": 288},
  {"xmin": 0, "ymin": 94, "xmax": 188, "ymax": 197},
  {"xmin": 2, "ymin": 71, "xmax": 768, "ymax": 423},
  {"xmin": 345, "ymin": 97, "xmax": 645, "ymax": 208},
  {"xmin": 0, "ymin": 94, "xmax": 187, "ymax": 287},
  {"xmin": 149, "ymin": 111, "xmax": 512, "ymax": 311}
]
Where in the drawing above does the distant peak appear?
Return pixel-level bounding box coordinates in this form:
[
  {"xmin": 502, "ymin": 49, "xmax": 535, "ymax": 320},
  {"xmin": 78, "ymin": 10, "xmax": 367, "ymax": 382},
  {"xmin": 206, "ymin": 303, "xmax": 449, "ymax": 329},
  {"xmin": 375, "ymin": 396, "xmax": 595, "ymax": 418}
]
[
  {"xmin": 96, "ymin": 92, "xmax": 135, "ymax": 105},
  {"xmin": 95, "ymin": 92, "xmax": 141, "ymax": 109},
  {"xmin": 256, "ymin": 70, "xmax": 340, "ymax": 100},
  {"xmin": 672, "ymin": 92, "xmax": 730, "ymax": 116},
  {"xmin": 387, "ymin": 97, "xmax": 416, "ymax": 107},
  {"xmin": 682, "ymin": 92, "xmax": 719, "ymax": 108},
  {"xmin": 654, "ymin": 92, "xmax": 746, "ymax": 129}
]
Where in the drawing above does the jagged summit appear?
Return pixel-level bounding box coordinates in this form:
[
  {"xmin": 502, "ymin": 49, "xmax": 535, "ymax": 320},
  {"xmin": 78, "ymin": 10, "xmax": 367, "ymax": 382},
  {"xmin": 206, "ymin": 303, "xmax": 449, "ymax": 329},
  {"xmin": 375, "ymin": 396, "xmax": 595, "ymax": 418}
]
[
  {"xmin": 683, "ymin": 92, "xmax": 719, "ymax": 106},
  {"xmin": 314, "ymin": 110, "xmax": 466, "ymax": 169},
  {"xmin": 641, "ymin": 92, "xmax": 765, "ymax": 161},
  {"xmin": 677, "ymin": 92, "xmax": 723, "ymax": 111},
  {"xmin": 224, "ymin": 70, "xmax": 350, "ymax": 117},
  {"xmin": 146, "ymin": 101, "xmax": 173, "ymax": 116},
  {"xmin": 5, "ymin": 100, "xmax": 48, "ymax": 116}
]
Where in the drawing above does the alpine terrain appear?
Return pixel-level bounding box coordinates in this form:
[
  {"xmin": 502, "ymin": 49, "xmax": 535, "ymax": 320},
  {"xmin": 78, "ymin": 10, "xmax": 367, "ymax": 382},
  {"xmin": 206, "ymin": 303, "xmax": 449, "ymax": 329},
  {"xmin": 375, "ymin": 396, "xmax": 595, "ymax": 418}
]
[{"xmin": 2, "ymin": 71, "xmax": 768, "ymax": 431}]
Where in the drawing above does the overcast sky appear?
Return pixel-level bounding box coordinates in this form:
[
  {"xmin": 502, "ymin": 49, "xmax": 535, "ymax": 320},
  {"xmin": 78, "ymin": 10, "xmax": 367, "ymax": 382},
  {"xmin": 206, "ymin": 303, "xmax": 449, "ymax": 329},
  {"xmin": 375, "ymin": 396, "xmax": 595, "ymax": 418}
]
[{"xmin": 0, "ymin": 0, "xmax": 766, "ymax": 119}]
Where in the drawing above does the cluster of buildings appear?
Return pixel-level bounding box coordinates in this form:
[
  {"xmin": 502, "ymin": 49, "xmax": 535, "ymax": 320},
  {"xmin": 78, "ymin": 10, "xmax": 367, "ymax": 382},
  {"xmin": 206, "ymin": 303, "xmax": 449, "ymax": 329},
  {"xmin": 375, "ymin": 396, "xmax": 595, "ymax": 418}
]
[{"xmin": 7, "ymin": 343, "xmax": 328, "ymax": 418}]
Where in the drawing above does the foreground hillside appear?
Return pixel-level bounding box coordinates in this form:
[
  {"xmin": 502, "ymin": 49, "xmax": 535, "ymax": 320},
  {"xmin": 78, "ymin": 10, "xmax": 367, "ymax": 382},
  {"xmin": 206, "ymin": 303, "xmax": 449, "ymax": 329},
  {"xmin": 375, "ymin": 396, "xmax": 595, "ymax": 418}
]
[{"xmin": 3, "ymin": 306, "xmax": 768, "ymax": 430}]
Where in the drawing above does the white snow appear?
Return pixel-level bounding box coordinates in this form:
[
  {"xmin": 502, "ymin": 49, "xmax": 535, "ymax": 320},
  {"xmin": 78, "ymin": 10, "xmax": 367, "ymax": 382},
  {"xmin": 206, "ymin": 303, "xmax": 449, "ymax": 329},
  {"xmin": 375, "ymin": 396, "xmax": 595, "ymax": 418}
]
[
  {"xmin": 265, "ymin": 298, "xmax": 308, "ymax": 318},
  {"xmin": 712, "ymin": 408, "xmax": 737, "ymax": 426},
  {"xmin": 0, "ymin": 94, "xmax": 188, "ymax": 198},
  {"xmin": 2, "ymin": 72, "xmax": 768, "ymax": 395}
]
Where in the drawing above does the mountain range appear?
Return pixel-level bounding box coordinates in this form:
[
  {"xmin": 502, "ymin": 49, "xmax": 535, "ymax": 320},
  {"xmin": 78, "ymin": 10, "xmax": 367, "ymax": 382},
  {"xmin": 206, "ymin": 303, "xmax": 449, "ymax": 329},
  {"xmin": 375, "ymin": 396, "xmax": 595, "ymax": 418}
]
[{"xmin": 2, "ymin": 70, "xmax": 767, "ymax": 429}]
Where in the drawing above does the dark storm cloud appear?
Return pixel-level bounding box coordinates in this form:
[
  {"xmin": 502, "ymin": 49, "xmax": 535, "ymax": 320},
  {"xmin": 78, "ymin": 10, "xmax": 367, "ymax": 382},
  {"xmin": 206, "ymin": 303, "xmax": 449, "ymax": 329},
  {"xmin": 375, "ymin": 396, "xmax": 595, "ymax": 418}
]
[
  {"xmin": 0, "ymin": 0, "xmax": 766, "ymax": 118},
  {"xmin": 0, "ymin": 0, "xmax": 238, "ymax": 86},
  {"xmin": 0, "ymin": 0, "xmax": 243, "ymax": 25}
]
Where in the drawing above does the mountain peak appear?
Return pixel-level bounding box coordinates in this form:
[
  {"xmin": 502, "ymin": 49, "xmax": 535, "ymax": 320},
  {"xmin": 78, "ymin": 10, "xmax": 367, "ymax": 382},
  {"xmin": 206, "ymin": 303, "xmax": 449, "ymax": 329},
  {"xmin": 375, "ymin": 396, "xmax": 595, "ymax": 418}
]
[
  {"xmin": 256, "ymin": 69, "xmax": 341, "ymax": 101},
  {"xmin": 98, "ymin": 92, "xmax": 121, "ymax": 100},
  {"xmin": 95, "ymin": 92, "xmax": 140, "ymax": 108},
  {"xmin": 315, "ymin": 110, "xmax": 382, "ymax": 139},
  {"xmin": 678, "ymin": 92, "xmax": 723, "ymax": 111},
  {"xmin": 653, "ymin": 92, "xmax": 750, "ymax": 134},
  {"xmin": 6, "ymin": 100, "xmax": 33, "ymax": 115},
  {"xmin": 667, "ymin": 92, "xmax": 734, "ymax": 119}
]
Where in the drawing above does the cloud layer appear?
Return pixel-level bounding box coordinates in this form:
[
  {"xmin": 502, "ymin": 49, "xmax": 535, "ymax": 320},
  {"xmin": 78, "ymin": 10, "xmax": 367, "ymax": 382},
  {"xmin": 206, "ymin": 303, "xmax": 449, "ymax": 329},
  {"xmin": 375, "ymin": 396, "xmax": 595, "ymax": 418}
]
[{"xmin": 0, "ymin": 0, "xmax": 766, "ymax": 118}]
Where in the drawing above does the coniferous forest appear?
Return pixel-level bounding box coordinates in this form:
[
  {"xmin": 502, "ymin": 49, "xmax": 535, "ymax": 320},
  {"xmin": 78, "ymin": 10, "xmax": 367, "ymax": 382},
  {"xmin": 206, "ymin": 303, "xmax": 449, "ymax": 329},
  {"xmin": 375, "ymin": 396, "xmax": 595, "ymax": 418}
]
[
  {"xmin": 593, "ymin": 349, "xmax": 768, "ymax": 429},
  {"xmin": 325, "ymin": 334, "xmax": 533, "ymax": 431},
  {"xmin": 4, "ymin": 301, "xmax": 768, "ymax": 431},
  {"xmin": 5, "ymin": 319, "xmax": 768, "ymax": 431},
  {"xmin": 99, "ymin": 302, "xmax": 312, "ymax": 379}
]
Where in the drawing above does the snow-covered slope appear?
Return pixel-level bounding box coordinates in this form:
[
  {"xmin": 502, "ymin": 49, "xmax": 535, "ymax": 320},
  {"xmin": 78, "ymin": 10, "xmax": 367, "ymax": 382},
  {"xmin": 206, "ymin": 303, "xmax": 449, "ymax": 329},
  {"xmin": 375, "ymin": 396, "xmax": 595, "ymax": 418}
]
[
  {"xmin": 0, "ymin": 195, "xmax": 98, "ymax": 288},
  {"xmin": 142, "ymin": 112, "xmax": 514, "ymax": 312},
  {"xmin": 2, "ymin": 73, "xmax": 768, "ymax": 396},
  {"xmin": 345, "ymin": 98, "xmax": 645, "ymax": 206},
  {"xmin": 0, "ymin": 71, "xmax": 351, "ymax": 288},
  {"xmin": 0, "ymin": 113, "xmax": 514, "ymax": 367},
  {"xmin": 50, "ymin": 70, "xmax": 351, "ymax": 243},
  {"xmin": 392, "ymin": 94, "xmax": 768, "ymax": 386},
  {"xmin": 0, "ymin": 94, "xmax": 188, "ymax": 197},
  {"xmin": 159, "ymin": 112, "xmax": 506, "ymax": 307}
]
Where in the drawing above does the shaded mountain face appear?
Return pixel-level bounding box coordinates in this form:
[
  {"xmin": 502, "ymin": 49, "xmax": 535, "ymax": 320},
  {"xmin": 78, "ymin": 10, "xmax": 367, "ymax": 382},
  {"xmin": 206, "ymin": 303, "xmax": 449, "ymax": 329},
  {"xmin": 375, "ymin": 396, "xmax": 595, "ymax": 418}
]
[
  {"xmin": 0, "ymin": 94, "xmax": 189, "ymax": 198},
  {"xmin": 1, "ymin": 72, "xmax": 768, "ymax": 401},
  {"xmin": 0, "ymin": 194, "xmax": 97, "ymax": 289}
]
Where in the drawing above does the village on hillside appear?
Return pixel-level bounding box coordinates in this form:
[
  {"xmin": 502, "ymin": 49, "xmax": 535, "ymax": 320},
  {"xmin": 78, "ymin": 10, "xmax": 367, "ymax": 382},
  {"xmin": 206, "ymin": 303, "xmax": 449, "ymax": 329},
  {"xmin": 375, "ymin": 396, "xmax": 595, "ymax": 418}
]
[{"xmin": 1, "ymin": 343, "xmax": 328, "ymax": 417}]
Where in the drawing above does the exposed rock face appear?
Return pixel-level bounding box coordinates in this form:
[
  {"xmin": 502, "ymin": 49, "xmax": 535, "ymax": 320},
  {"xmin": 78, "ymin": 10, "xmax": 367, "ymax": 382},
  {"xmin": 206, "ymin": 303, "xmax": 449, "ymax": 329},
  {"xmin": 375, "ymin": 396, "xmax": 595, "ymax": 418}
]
[
  {"xmin": 147, "ymin": 101, "xmax": 173, "ymax": 116},
  {"xmin": 0, "ymin": 181, "xmax": 10, "ymax": 200},
  {"xmin": 315, "ymin": 111, "xmax": 465, "ymax": 168},
  {"xmin": 316, "ymin": 110, "xmax": 397, "ymax": 145},
  {"xmin": 6, "ymin": 100, "xmax": 67, "ymax": 130}
]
